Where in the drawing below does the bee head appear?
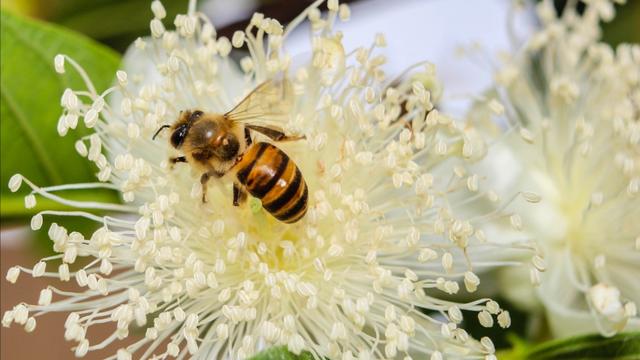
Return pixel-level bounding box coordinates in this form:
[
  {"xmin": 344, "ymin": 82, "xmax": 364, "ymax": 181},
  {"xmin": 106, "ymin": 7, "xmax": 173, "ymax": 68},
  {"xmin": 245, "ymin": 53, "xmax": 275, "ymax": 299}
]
[{"xmin": 153, "ymin": 110, "xmax": 204, "ymax": 148}]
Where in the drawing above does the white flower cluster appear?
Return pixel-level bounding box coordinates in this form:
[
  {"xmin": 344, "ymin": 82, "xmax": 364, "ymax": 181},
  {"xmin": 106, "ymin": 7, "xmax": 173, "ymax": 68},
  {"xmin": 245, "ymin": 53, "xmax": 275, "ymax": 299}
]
[
  {"xmin": 2, "ymin": 0, "xmax": 534, "ymax": 359},
  {"xmin": 473, "ymin": 0, "xmax": 639, "ymax": 337}
]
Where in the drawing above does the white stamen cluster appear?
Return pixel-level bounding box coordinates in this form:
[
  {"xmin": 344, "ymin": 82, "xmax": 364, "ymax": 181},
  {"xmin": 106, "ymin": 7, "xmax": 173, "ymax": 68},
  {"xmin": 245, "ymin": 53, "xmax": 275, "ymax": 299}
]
[
  {"xmin": 4, "ymin": 0, "xmax": 532, "ymax": 358},
  {"xmin": 476, "ymin": 0, "xmax": 639, "ymax": 336}
]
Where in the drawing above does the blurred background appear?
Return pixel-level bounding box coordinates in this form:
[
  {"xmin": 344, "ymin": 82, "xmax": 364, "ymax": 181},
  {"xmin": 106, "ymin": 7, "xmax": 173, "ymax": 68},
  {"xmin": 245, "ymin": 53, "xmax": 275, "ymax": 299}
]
[{"xmin": 1, "ymin": 0, "xmax": 638, "ymax": 359}]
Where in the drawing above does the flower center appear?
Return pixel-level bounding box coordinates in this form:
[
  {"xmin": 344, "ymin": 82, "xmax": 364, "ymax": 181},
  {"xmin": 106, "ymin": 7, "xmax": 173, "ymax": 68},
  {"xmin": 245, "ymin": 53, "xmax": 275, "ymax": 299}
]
[
  {"xmin": 538, "ymin": 161, "xmax": 597, "ymax": 254},
  {"xmin": 556, "ymin": 191, "xmax": 590, "ymax": 252},
  {"xmin": 237, "ymin": 198, "xmax": 307, "ymax": 271}
]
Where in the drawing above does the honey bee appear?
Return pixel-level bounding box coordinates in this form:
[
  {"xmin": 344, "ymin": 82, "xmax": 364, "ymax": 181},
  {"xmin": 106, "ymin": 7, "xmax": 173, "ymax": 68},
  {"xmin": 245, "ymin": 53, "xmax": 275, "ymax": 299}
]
[{"xmin": 153, "ymin": 79, "xmax": 308, "ymax": 224}]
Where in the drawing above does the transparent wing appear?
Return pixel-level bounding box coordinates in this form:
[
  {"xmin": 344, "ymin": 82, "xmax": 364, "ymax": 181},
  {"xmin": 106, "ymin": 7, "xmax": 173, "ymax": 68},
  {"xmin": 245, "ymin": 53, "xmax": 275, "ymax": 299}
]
[{"xmin": 224, "ymin": 78, "xmax": 293, "ymax": 125}]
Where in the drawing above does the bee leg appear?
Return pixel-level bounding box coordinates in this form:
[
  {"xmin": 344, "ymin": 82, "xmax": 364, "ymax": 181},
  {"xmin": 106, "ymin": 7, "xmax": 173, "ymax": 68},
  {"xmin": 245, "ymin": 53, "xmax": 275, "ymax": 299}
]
[
  {"xmin": 244, "ymin": 128, "xmax": 252, "ymax": 146},
  {"xmin": 169, "ymin": 156, "xmax": 187, "ymax": 169},
  {"xmin": 232, "ymin": 183, "xmax": 247, "ymax": 206},
  {"xmin": 200, "ymin": 170, "xmax": 224, "ymax": 203},
  {"xmin": 245, "ymin": 124, "xmax": 306, "ymax": 142},
  {"xmin": 171, "ymin": 156, "xmax": 187, "ymax": 163}
]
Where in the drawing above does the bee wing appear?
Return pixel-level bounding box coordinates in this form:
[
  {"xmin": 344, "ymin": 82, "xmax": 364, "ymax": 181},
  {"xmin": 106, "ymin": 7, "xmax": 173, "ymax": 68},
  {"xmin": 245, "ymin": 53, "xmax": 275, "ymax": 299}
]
[{"xmin": 224, "ymin": 78, "xmax": 293, "ymax": 125}]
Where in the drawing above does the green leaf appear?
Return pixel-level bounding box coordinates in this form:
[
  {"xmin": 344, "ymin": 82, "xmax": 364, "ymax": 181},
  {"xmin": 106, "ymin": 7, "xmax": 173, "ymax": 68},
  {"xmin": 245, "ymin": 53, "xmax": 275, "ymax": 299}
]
[
  {"xmin": 249, "ymin": 347, "xmax": 314, "ymax": 360},
  {"xmin": 525, "ymin": 332, "xmax": 640, "ymax": 360},
  {"xmin": 3, "ymin": 0, "xmax": 187, "ymax": 52},
  {"xmin": 56, "ymin": 0, "xmax": 185, "ymax": 40},
  {"xmin": 496, "ymin": 333, "xmax": 539, "ymax": 360},
  {"xmin": 601, "ymin": 1, "xmax": 640, "ymax": 47},
  {"xmin": 0, "ymin": 9, "xmax": 121, "ymax": 219}
]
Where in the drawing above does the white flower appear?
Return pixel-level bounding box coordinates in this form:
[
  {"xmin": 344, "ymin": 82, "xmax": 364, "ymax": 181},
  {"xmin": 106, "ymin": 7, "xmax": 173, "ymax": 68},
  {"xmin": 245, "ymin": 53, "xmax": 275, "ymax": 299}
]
[
  {"xmin": 4, "ymin": 1, "xmax": 529, "ymax": 358},
  {"xmin": 474, "ymin": 0, "xmax": 640, "ymax": 337}
]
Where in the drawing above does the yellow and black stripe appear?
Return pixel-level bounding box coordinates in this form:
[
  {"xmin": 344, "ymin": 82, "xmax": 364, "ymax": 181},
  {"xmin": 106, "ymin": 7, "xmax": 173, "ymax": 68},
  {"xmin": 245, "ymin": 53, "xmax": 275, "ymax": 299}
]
[{"xmin": 236, "ymin": 142, "xmax": 308, "ymax": 223}]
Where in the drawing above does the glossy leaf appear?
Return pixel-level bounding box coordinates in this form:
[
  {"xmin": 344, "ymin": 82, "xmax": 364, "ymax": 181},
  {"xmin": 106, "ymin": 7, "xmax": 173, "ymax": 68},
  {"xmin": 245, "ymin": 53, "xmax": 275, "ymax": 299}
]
[
  {"xmin": 524, "ymin": 332, "xmax": 640, "ymax": 360},
  {"xmin": 0, "ymin": 9, "xmax": 120, "ymax": 218},
  {"xmin": 3, "ymin": 0, "xmax": 187, "ymax": 52},
  {"xmin": 249, "ymin": 347, "xmax": 313, "ymax": 360}
]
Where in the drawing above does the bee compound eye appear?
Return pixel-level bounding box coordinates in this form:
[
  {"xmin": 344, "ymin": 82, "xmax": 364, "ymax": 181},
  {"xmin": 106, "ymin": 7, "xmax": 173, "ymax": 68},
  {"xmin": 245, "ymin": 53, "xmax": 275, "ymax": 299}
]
[{"xmin": 171, "ymin": 125, "xmax": 188, "ymax": 148}]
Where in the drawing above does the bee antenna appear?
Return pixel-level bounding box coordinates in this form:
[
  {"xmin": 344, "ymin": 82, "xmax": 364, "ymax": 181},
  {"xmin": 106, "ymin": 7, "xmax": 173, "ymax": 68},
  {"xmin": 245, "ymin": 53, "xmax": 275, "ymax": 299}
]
[{"xmin": 152, "ymin": 125, "xmax": 171, "ymax": 140}]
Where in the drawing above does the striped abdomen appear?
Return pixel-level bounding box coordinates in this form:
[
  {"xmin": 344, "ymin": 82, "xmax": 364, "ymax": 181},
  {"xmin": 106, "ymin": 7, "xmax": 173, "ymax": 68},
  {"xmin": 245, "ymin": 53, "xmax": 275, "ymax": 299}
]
[{"xmin": 235, "ymin": 142, "xmax": 308, "ymax": 223}]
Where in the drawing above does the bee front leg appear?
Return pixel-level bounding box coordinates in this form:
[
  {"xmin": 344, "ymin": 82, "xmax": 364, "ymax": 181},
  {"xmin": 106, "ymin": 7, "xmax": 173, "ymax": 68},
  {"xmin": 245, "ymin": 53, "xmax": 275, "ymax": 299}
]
[
  {"xmin": 200, "ymin": 170, "xmax": 224, "ymax": 203},
  {"xmin": 233, "ymin": 183, "xmax": 247, "ymax": 206},
  {"xmin": 169, "ymin": 156, "xmax": 187, "ymax": 169}
]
